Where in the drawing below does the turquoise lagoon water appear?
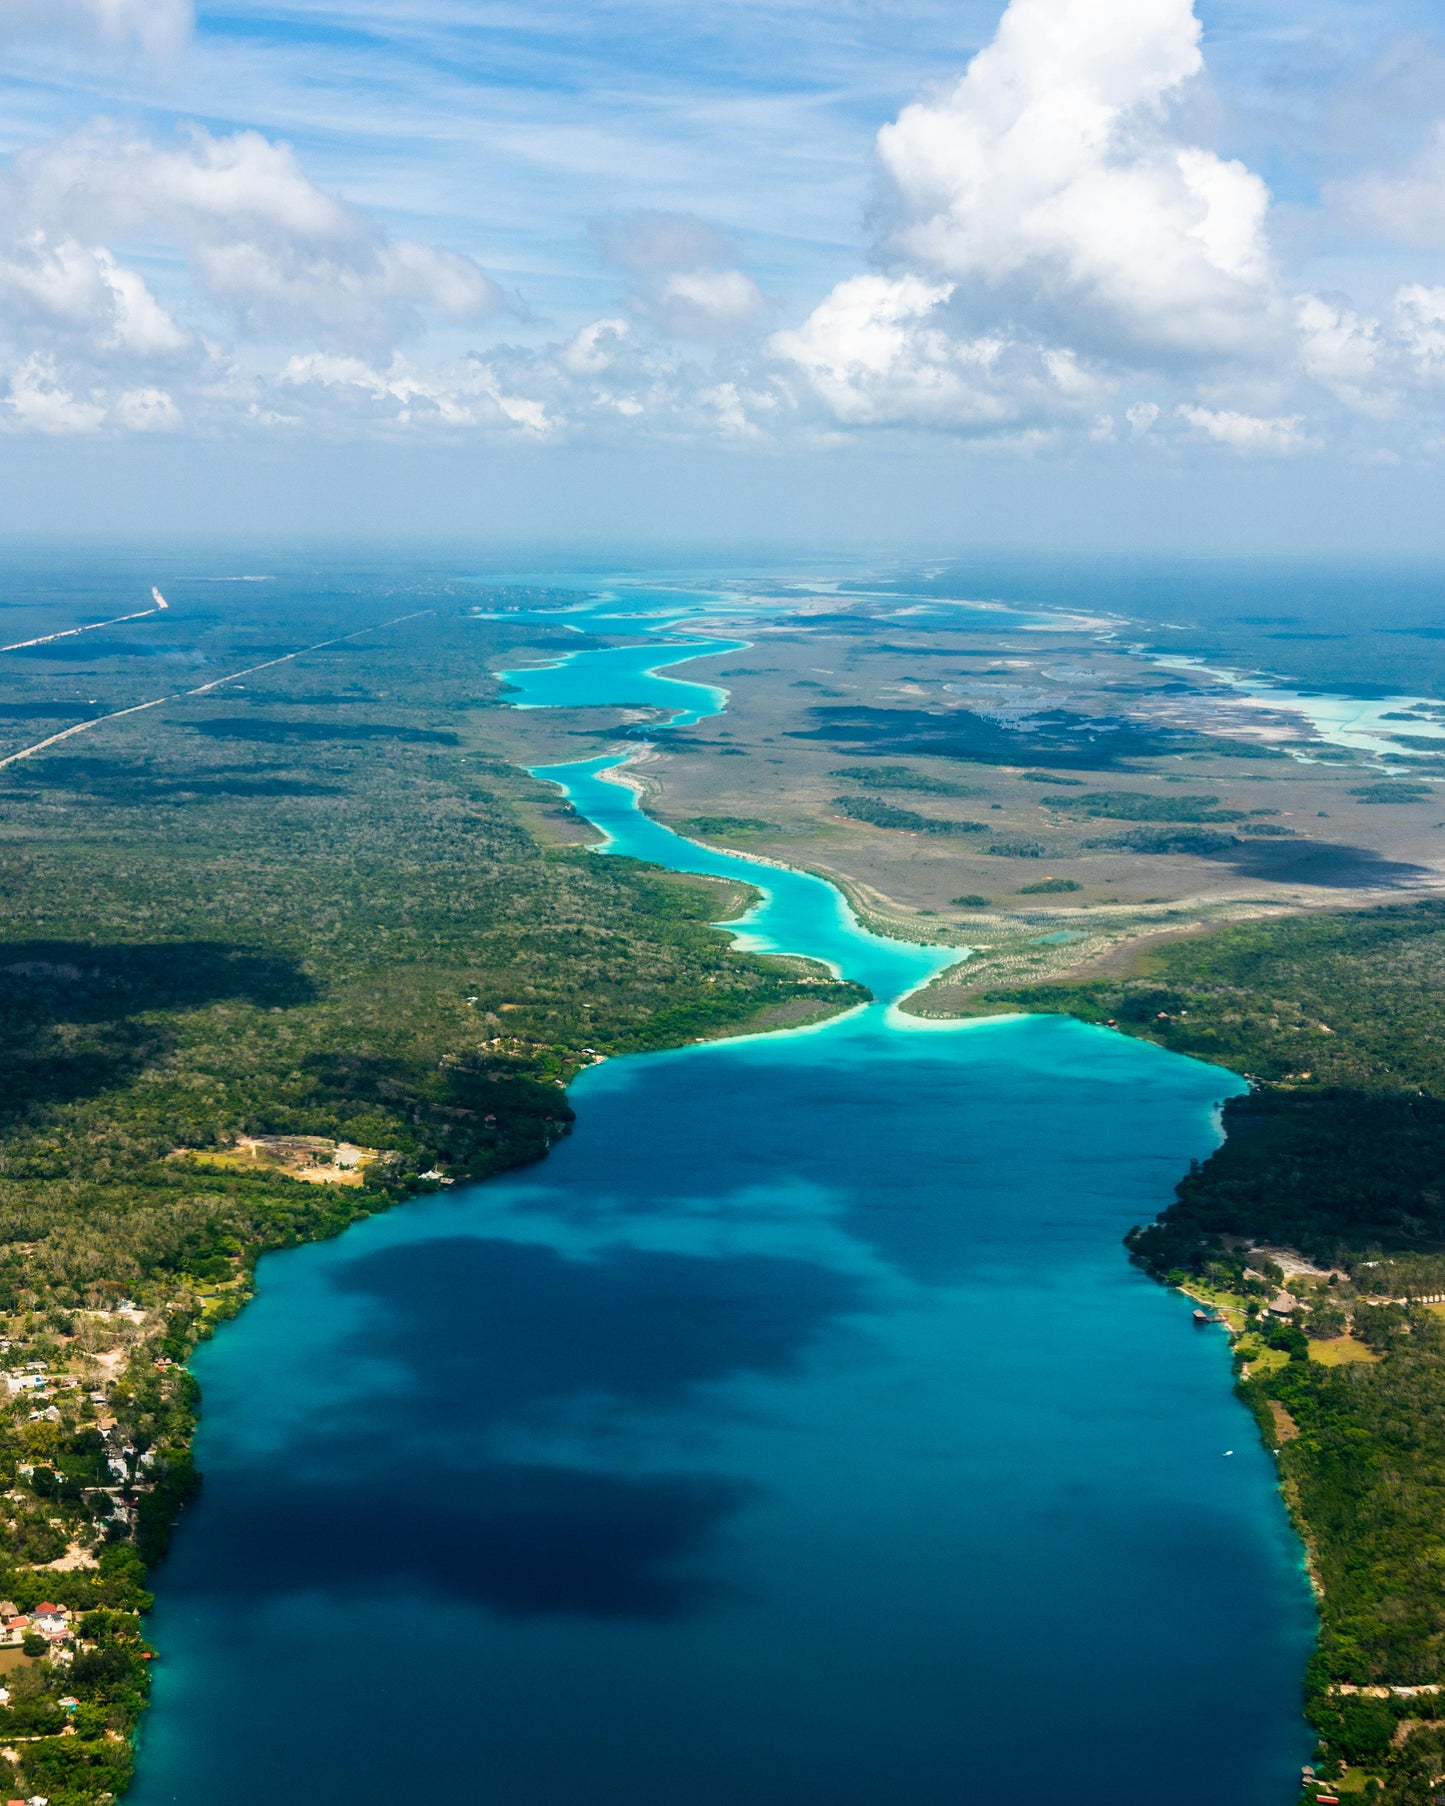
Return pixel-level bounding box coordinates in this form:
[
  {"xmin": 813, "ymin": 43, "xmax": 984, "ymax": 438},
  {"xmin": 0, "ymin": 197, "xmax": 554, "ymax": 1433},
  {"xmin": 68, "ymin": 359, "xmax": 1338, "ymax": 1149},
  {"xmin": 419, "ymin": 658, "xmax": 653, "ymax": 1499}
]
[
  {"xmin": 498, "ymin": 635, "xmax": 747, "ymax": 727},
  {"xmin": 130, "ymin": 614, "xmax": 1316, "ymax": 1806}
]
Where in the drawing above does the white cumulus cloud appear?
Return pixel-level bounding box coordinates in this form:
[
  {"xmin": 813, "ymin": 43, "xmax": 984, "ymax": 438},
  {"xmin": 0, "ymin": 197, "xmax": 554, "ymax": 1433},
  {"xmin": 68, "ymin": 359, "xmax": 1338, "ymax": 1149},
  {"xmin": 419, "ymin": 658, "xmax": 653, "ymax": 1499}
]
[
  {"xmin": 1177, "ymin": 405, "xmax": 1308, "ymax": 454},
  {"xmin": 769, "ymin": 0, "xmax": 1314, "ymax": 443},
  {"xmin": 112, "ymin": 386, "xmax": 182, "ymax": 431},
  {"xmin": 1395, "ymin": 285, "xmax": 1445, "ymax": 377},
  {"xmin": 8, "ymin": 123, "xmax": 504, "ymax": 355},
  {"xmin": 3, "ymin": 355, "xmax": 105, "ymax": 434},
  {"xmin": 872, "ymin": 0, "xmax": 1281, "ymax": 366},
  {"xmin": 770, "ymin": 272, "xmax": 1104, "ymax": 433},
  {"xmin": 1296, "ymin": 295, "xmax": 1381, "ymax": 402},
  {"xmin": 279, "ymin": 352, "xmax": 554, "ymax": 436},
  {"xmin": 771, "ymin": 274, "xmax": 1004, "ymax": 428},
  {"xmin": 0, "ymin": 234, "xmax": 186, "ymax": 357}
]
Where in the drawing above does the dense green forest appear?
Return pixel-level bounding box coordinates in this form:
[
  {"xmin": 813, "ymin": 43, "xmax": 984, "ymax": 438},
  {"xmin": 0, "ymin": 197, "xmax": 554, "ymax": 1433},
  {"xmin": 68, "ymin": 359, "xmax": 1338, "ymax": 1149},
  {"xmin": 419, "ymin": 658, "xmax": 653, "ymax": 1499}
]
[
  {"xmin": 1039, "ymin": 789, "xmax": 1257, "ymax": 822},
  {"xmin": 679, "ymin": 814, "xmax": 788, "ymax": 837},
  {"xmin": 0, "ymin": 594, "xmax": 862, "ymax": 1803},
  {"xmin": 830, "ymin": 795, "xmax": 986, "ymax": 833},
  {"xmin": 964, "ymin": 903, "xmax": 1445, "ymax": 1801},
  {"xmin": 829, "ymin": 765, "xmax": 984, "ymax": 796}
]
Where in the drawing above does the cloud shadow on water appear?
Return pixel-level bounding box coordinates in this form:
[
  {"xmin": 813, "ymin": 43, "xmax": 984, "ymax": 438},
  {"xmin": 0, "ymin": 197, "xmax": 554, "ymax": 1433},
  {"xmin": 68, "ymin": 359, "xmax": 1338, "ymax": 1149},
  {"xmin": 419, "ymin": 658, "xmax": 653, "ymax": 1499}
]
[
  {"xmin": 186, "ymin": 1459, "xmax": 753, "ymax": 1621},
  {"xmin": 327, "ymin": 1235, "xmax": 868, "ymax": 1425},
  {"xmin": 178, "ymin": 1236, "xmax": 867, "ymax": 1622}
]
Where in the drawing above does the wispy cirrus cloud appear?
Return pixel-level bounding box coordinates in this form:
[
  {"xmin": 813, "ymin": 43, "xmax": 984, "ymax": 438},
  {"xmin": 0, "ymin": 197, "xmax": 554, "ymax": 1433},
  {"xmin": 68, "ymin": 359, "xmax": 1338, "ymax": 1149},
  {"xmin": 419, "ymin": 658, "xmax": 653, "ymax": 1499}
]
[
  {"xmin": 0, "ymin": 0, "xmax": 192, "ymax": 59},
  {"xmin": 1332, "ymin": 121, "xmax": 1445, "ymax": 249}
]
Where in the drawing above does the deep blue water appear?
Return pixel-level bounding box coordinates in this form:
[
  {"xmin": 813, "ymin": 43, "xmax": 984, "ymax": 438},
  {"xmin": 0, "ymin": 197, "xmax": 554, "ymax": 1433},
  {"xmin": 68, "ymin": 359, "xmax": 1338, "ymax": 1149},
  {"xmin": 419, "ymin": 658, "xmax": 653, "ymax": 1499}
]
[{"xmin": 129, "ymin": 591, "xmax": 1316, "ymax": 1806}]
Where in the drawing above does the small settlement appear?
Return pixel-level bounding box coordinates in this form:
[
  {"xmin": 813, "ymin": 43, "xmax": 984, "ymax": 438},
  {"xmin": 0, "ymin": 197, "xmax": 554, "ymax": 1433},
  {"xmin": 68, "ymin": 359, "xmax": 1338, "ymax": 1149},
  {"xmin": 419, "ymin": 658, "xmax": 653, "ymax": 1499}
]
[
  {"xmin": 1171, "ymin": 1244, "xmax": 1445, "ymax": 1802},
  {"xmin": 0, "ymin": 1299, "xmax": 187, "ymax": 1804}
]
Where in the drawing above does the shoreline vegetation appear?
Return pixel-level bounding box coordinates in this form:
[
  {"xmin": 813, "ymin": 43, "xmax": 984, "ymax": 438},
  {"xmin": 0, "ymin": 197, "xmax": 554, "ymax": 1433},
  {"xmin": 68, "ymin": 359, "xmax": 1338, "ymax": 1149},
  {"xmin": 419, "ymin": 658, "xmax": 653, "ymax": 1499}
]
[
  {"xmin": 7, "ymin": 582, "xmax": 1438, "ymax": 1805},
  {"xmin": 948, "ymin": 901, "xmax": 1445, "ymax": 1805},
  {"xmin": 0, "ymin": 611, "xmax": 865, "ymax": 1804}
]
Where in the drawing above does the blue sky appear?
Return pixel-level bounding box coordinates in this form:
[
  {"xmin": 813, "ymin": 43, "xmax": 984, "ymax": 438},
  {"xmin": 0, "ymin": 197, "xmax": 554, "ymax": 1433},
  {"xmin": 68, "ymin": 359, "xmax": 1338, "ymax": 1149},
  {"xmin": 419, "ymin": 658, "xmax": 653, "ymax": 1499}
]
[{"xmin": 3, "ymin": 0, "xmax": 1445, "ymax": 548}]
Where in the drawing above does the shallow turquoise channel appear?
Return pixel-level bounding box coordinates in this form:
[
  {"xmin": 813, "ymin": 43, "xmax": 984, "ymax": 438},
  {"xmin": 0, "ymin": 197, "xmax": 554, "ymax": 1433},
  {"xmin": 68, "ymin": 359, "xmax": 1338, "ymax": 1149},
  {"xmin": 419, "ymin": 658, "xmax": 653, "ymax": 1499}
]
[
  {"xmin": 131, "ymin": 605, "xmax": 1315, "ymax": 1806},
  {"xmin": 498, "ymin": 634, "xmax": 747, "ymax": 726}
]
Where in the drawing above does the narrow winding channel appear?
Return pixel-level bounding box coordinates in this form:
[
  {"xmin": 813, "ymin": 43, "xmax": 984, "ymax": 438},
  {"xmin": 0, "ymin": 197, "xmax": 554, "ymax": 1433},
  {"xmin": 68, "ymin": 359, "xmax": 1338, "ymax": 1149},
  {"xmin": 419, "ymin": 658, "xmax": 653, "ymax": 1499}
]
[{"xmin": 132, "ymin": 596, "xmax": 1315, "ymax": 1806}]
